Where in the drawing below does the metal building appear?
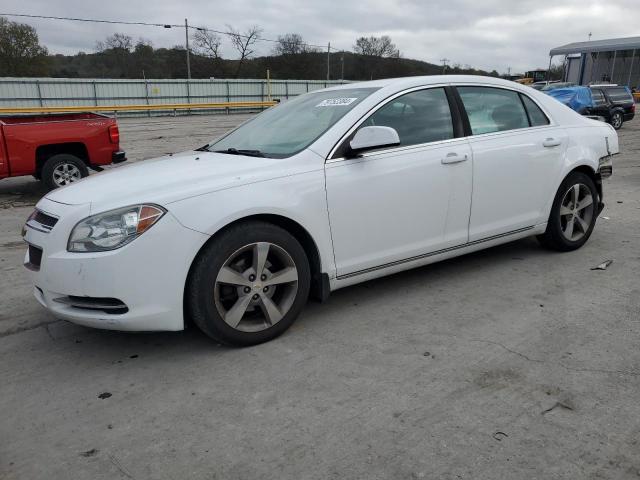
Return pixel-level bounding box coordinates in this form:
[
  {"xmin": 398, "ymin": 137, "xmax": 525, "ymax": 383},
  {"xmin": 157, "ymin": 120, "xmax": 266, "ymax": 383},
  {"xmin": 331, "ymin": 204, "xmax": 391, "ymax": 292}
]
[{"xmin": 549, "ymin": 36, "xmax": 640, "ymax": 88}]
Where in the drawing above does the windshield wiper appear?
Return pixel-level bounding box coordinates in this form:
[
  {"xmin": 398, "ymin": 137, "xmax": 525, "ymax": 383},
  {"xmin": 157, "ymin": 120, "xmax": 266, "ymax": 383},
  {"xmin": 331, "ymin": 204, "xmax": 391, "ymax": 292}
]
[{"xmin": 213, "ymin": 148, "xmax": 265, "ymax": 158}]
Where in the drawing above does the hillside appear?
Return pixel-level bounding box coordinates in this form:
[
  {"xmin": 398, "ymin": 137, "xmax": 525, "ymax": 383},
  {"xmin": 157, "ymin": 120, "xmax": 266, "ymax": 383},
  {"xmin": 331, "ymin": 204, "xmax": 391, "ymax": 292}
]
[{"xmin": 48, "ymin": 48, "xmax": 499, "ymax": 80}]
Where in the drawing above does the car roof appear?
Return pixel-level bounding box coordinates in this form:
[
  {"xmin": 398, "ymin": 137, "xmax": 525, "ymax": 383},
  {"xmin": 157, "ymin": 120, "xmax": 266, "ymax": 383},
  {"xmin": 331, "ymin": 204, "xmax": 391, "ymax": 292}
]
[{"xmin": 324, "ymin": 75, "xmax": 537, "ymax": 93}]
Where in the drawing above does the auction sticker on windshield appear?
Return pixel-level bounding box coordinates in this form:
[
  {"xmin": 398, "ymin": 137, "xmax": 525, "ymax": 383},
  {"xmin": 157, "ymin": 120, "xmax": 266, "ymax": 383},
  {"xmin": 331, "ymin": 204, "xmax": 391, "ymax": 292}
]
[{"xmin": 316, "ymin": 98, "xmax": 358, "ymax": 107}]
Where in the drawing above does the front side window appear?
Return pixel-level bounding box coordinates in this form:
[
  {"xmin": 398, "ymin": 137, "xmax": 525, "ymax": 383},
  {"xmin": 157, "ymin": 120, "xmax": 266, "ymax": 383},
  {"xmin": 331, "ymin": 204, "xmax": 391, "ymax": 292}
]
[
  {"xmin": 358, "ymin": 87, "xmax": 454, "ymax": 147},
  {"xmin": 457, "ymin": 86, "xmax": 529, "ymax": 135},
  {"xmin": 207, "ymin": 87, "xmax": 379, "ymax": 158}
]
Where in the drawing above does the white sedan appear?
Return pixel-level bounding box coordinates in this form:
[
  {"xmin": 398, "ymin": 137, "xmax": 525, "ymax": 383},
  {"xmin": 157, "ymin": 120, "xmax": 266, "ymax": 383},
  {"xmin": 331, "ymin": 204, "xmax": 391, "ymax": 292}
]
[{"xmin": 23, "ymin": 75, "xmax": 617, "ymax": 346}]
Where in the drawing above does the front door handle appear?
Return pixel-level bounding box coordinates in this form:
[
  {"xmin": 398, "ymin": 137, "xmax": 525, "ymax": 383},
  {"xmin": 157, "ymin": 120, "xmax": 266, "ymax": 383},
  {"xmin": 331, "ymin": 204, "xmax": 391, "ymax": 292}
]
[
  {"xmin": 542, "ymin": 138, "xmax": 562, "ymax": 148},
  {"xmin": 441, "ymin": 152, "xmax": 468, "ymax": 164}
]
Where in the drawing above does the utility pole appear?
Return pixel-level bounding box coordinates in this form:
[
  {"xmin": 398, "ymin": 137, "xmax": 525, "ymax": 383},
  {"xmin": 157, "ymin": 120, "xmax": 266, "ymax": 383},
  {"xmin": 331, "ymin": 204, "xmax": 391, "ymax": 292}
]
[
  {"xmin": 340, "ymin": 52, "xmax": 344, "ymax": 81},
  {"xmin": 327, "ymin": 42, "xmax": 331, "ymax": 81},
  {"xmin": 185, "ymin": 18, "xmax": 191, "ymax": 79},
  {"xmin": 440, "ymin": 58, "xmax": 449, "ymax": 75},
  {"xmin": 507, "ymin": 66, "xmax": 511, "ymax": 76}
]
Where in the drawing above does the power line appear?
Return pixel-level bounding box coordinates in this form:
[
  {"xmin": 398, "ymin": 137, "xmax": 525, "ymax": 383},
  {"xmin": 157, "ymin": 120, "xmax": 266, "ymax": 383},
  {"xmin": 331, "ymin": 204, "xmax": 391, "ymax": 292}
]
[
  {"xmin": 1, "ymin": 12, "xmax": 477, "ymax": 78},
  {"xmin": 189, "ymin": 25, "xmax": 334, "ymax": 50},
  {"xmin": 0, "ymin": 12, "xmax": 173, "ymax": 28},
  {"xmin": 0, "ymin": 12, "xmax": 343, "ymax": 51}
]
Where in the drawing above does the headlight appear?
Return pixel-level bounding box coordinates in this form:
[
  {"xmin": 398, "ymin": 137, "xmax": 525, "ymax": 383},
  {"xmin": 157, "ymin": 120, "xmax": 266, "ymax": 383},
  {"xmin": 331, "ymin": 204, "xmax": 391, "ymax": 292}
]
[{"xmin": 68, "ymin": 204, "xmax": 165, "ymax": 252}]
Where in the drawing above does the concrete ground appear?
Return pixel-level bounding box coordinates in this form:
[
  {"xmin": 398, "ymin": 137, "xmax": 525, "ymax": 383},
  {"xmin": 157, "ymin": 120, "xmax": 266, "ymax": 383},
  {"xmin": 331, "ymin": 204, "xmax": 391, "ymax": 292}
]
[{"xmin": 1, "ymin": 114, "xmax": 639, "ymax": 479}]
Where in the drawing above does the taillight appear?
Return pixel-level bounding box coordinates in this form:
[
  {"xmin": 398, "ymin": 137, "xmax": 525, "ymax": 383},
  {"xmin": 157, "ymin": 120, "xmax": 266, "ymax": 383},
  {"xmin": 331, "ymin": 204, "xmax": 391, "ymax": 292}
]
[
  {"xmin": 108, "ymin": 124, "xmax": 120, "ymax": 144},
  {"xmin": 632, "ymin": 103, "xmax": 636, "ymax": 113}
]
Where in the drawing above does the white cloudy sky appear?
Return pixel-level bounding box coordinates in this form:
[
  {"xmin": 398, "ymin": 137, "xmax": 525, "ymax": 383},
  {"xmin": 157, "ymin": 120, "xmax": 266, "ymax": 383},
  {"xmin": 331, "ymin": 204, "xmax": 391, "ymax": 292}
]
[{"xmin": 1, "ymin": 0, "xmax": 638, "ymax": 73}]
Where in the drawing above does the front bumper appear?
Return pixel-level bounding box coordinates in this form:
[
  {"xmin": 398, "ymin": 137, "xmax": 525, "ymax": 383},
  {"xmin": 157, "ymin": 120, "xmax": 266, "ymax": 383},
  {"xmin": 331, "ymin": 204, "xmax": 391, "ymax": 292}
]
[{"xmin": 23, "ymin": 198, "xmax": 208, "ymax": 332}]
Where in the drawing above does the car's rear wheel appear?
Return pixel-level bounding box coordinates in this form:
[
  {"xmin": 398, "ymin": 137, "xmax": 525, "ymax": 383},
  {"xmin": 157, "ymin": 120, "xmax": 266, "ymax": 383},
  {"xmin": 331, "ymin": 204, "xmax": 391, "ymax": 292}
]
[
  {"xmin": 41, "ymin": 154, "xmax": 89, "ymax": 189},
  {"xmin": 610, "ymin": 111, "xmax": 623, "ymax": 130},
  {"xmin": 187, "ymin": 221, "xmax": 310, "ymax": 346},
  {"xmin": 537, "ymin": 171, "xmax": 599, "ymax": 251}
]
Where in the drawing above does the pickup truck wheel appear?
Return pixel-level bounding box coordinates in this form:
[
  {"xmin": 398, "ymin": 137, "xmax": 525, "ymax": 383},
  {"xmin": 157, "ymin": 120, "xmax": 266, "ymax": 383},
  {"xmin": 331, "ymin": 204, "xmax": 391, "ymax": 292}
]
[
  {"xmin": 187, "ymin": 221, "xmax": 311, "ymax": 346},
  {"xmin": 537, "ymin": 171, "xmax": 598, "ymax": 251},
  {"xmin": 41, "ymin": 154, "xmax": 89, "ymax": 189},
  {"xmin": 610, "ymin": 112, "xmax": 623, "ymax": 130}
]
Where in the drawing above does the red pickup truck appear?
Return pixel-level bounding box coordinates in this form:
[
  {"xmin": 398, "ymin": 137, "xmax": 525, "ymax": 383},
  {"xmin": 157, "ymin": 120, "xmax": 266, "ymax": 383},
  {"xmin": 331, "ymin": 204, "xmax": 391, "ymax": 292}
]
[{"xmin": 0, "ymin": 112, "xmax": 126, "ymax": 189}]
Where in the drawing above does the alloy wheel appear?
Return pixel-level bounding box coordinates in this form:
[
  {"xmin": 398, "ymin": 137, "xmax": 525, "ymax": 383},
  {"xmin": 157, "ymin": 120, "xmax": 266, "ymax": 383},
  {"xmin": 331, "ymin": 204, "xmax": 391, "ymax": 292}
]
[
  {"xmin": 559, "ymin": 183, "xmax": 595, "ymax": 242},
  {"xmin": 612, "ymin": 113, "xmax": 622, "ymax": 129},
  {"xmin": 214, "ymin": 242, "xmax": 299, "ymax": 332},
  {"xmin": 52, "ymin": 163, "xmax": 82, "ymax": 186}
]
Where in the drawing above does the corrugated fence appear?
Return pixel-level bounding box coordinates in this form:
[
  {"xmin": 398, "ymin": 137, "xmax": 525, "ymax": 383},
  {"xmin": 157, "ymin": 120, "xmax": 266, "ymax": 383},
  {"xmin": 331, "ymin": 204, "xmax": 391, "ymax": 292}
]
[{"xmin": 0, "ymin": 78, "xmax": 348, "ymax": 115}]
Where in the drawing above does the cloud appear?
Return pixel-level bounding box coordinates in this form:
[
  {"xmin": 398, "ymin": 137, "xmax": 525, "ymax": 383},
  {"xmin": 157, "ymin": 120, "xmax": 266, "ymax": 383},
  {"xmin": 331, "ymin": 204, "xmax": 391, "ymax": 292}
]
[{"xmin": 1, "ymin": 0, "xmax": 636, "ymax": 73}]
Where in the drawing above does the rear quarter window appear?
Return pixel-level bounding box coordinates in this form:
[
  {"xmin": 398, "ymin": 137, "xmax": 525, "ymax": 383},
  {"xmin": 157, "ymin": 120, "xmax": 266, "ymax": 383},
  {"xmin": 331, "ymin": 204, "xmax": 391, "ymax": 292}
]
[
  {"xmin": 520, "ymin": 94, "xmax": 550, "ymax": 127},
  {"xmin": 605, "ymin": 88, "xmax": 633, "ymax": 103}
]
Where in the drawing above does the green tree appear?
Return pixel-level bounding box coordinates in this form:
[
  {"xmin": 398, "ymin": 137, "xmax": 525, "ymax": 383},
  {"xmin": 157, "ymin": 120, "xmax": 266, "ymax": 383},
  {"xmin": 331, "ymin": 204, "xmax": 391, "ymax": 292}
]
[
  {"xmin": 95, "ymin": 33, "xmax": 136, "ymax": 78},
  {"xmin": 0, "ymin": 16, "xmax": 50, "ymax": 76}
]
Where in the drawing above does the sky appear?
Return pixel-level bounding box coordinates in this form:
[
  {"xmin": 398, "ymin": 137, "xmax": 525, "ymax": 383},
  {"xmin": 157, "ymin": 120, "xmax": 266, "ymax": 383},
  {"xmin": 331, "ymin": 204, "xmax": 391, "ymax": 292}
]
[{"xmin": 1, "ymin": 0, "xmax": 638, "ymax": 74}]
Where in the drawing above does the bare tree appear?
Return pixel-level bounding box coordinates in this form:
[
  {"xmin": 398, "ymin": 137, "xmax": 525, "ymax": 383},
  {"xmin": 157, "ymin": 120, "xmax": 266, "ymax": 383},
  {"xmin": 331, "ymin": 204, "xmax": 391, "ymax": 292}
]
[
  {"xmin": 96, "ymin": 33, "xmax": 134, "ymax": 52},
  {"xmin": 226, "ymin": 24, "xmax": 262, "ymax": 77},
  {"xmin": 193, "ymin": 28, "xmax": 222, "ymax": 59},
  {"xmin": 353, "ymin": 35, "xmax": 400, "ymax": 58},
  {"xmin": 272, "ymin": 33, "xmax": 309, "ymax": 55}
]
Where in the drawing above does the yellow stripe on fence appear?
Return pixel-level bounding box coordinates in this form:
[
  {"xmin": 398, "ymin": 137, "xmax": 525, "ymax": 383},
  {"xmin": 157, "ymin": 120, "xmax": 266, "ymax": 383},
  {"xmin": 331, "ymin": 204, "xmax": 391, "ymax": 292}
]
[{"xmin": 0, "ymin": 101, "xmax": 277, "ymax": 115}]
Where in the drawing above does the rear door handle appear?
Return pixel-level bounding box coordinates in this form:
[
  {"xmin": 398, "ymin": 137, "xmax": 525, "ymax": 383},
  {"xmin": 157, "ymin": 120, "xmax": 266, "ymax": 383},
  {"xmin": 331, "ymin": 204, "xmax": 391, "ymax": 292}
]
[
  {"xmin": 441, "ymin": 152, "xmax": 468, "ymax": 164},
  {"xmin": 542, "ymin": 138, "xmax": 562, "ymax": 148}
]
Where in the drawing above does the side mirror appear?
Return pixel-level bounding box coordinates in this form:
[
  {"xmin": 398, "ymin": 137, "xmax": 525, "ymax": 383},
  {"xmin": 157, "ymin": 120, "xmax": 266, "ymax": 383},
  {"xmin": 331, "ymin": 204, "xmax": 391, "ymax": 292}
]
[{"xmin": 348, "ymin": 126, "xmax": 400, "ymax": 156}]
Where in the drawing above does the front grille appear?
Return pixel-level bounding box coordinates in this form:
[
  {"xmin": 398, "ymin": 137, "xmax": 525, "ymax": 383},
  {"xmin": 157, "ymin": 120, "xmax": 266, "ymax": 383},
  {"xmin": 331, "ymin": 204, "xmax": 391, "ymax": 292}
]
[
  {"xmin": 52, "ymin": 296, "xmax": 129, "ymax": 315},
  {"xmin": 25, "ymin": 244, "xmax": 43, "ymax": 271}
]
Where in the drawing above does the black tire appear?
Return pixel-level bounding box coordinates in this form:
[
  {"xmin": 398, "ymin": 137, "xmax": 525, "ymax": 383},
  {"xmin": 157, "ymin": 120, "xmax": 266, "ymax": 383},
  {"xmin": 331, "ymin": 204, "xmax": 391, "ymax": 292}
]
[
  {"xmin": 610, "ymin": 111, "xmax": 623, "ymax": 130},
  {"xmin": 537, "ymin": 171, "xmax": 599, "ymax": 251},
  {"xmin": 41, "ymin": 154, "xmax": 89, "ymax": 190},
  {"xmin": 187, "ymin": 221, "xmax": 311, "ymax": 346}
]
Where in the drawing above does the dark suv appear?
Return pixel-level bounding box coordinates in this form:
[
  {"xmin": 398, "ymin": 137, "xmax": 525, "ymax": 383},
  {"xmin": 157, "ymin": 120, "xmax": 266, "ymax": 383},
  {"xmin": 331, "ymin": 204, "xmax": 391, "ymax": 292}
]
[{"xmin": 587, "ymin": 85, "xmax": 635, "ymax": 129}]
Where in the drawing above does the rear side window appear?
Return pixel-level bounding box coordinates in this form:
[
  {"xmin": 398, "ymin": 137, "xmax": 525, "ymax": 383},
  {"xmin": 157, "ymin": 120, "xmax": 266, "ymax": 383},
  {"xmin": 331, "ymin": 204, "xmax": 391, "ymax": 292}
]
[
  {"xmin": 457, "ymin": 87, "xmax": 529, "ymax": 135},
  {"xmin": 520, "ymin": 94, "xmax": 550, "ymax": 127},
  {"xmin": 605, "ymin": 87, "xmax": 633, "ymax": 103},
  {"xmin": 360, "ymin": 87, "xmax": 454, "ymax": 147}
]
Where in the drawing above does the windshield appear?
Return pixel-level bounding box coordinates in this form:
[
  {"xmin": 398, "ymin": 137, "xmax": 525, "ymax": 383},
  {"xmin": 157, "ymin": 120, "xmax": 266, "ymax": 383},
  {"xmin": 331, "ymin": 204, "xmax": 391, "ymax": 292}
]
[{"xmin": 206, "ymin": 87, "xmax": 378, "ymax": 158}]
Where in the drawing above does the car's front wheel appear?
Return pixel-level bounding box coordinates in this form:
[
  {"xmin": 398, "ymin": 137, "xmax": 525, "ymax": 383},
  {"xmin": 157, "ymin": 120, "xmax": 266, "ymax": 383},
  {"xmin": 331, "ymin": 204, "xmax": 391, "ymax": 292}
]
[
  {"xmin": 537, "ymin": 171, "xmax": 599, "ymax": 251},
  {"xmin": 187, "ymin": 221, "xmax": 310, "ymax": 346}
]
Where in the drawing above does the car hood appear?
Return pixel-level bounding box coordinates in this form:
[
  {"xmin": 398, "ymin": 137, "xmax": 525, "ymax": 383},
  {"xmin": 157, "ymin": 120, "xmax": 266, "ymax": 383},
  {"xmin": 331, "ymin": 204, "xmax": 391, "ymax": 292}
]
[{"xmin": 45, "ymin": 151, "xmax": 313, "ymax": 210}]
